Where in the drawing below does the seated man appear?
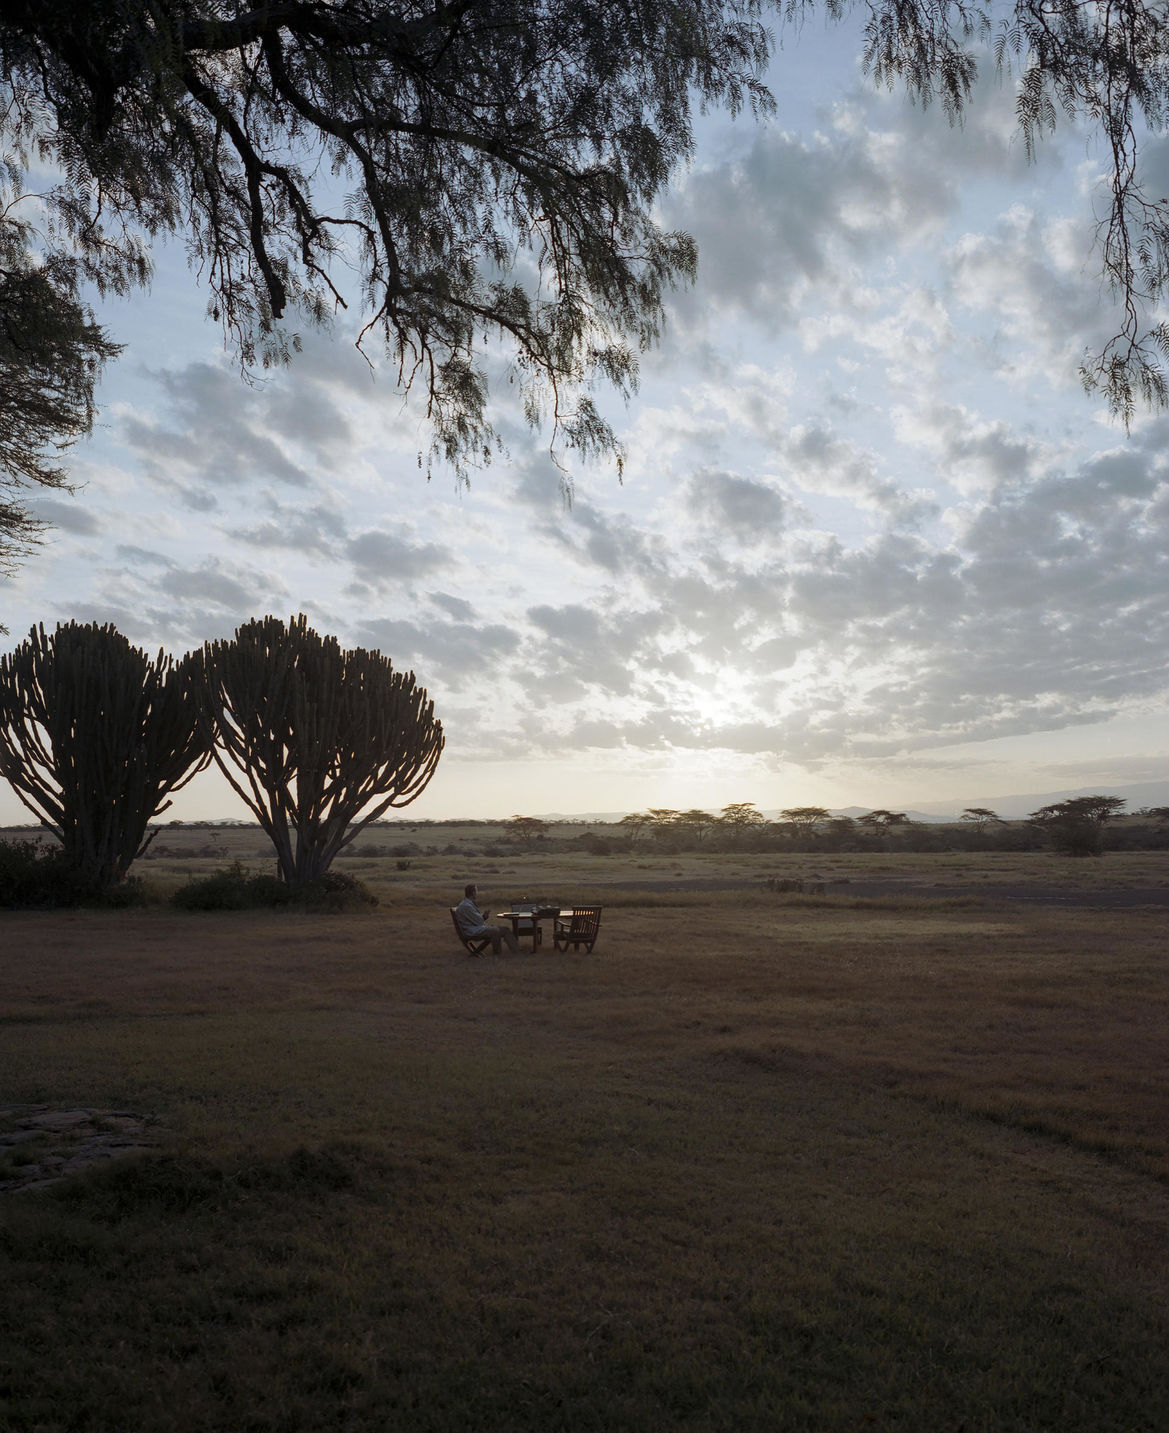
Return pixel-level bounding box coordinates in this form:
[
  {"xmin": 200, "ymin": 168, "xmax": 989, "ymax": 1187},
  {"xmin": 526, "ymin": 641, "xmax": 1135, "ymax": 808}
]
[{"xmin": 454, "ymin": 883, "xmax": 518, "ymax": 955}]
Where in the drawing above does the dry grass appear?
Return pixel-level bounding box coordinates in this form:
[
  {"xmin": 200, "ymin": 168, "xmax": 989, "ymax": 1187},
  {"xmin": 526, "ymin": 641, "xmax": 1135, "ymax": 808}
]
[
  {"xmin": 1, "ymin": 886, "xmax": 1168, "ymax": 1430},
  {"xmin": 8, "ymin": 821, "xmax": 1166, "ymax": 900}
]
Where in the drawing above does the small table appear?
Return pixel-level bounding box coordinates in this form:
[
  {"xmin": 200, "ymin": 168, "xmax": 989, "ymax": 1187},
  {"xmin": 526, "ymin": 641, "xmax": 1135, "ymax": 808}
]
[{"xmin": 495, "ymin": 906, "xmax": 566, "ymax": 952}]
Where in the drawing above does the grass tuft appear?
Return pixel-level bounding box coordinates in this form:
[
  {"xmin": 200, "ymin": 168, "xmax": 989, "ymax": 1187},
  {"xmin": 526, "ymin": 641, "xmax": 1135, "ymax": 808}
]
[{"xmin": 50, "ymin": 1140, "xmax": 383, "ymax": 1220}]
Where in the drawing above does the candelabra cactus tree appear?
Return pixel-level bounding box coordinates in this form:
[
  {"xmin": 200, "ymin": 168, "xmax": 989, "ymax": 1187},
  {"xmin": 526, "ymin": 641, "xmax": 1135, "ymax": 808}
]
[
  {"xmin": 197, "ymin": 615, "xmax": 443, "ymax": 890},
  {"xmin": 0, "ymin": 622, "xmax": 211, "ymax": 890}
]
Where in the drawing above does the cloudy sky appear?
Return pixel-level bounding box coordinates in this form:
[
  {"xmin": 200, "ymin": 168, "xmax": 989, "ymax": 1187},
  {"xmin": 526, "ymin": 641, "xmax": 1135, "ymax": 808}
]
[{"xmin": 3, "ymin": 17, "xmax": 1167, "ymax": 823}]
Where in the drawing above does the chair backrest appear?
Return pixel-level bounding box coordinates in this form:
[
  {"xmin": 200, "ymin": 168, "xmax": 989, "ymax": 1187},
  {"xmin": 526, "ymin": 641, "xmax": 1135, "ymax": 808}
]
[
  {"xmin": 450, "ymin": 906, "xmax": 489, "ymax": 954},
  {"xmin": 568, "ymin": 905, "xmax": 601, "ymax": 938}
]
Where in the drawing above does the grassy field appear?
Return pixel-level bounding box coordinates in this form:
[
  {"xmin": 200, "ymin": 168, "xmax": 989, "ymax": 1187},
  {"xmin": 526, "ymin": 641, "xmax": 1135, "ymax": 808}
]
[
  {"xmin": 1, "ymin": 854, "xmax": 1168, "ymax": 1430},
  {"xmin": 5, "ymin": 818, "xmax": 1164, "ymax": 900}
]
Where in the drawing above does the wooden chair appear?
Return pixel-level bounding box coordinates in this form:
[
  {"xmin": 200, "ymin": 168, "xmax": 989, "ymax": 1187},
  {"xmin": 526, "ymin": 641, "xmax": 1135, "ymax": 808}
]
[
  {"xmin": 553, "ymin": 905, "xmax": 602, "ymax": 953},
  {"xmin": 450, "ymin": 907, "xmax": 492, "ymax": 957}
]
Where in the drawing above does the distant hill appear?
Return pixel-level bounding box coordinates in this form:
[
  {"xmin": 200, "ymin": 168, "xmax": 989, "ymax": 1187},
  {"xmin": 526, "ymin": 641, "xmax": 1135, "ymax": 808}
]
[{"xmin": 907, "ymin": 779, "xmax": 1169, "ymax": 822}]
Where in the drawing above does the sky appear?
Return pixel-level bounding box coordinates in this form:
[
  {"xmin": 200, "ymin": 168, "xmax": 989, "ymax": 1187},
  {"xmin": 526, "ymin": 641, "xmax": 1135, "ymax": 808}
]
[{"xmin": 2, "ymin": 16, "xmax": 1167, "ymax": 824}]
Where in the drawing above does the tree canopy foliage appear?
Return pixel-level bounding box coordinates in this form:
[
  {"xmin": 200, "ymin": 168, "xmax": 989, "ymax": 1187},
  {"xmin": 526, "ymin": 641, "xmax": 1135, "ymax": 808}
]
[
  {"xmin": 848, "ymin": 0, "xmax": 1169, "ymax": 424},
  {"xmin": 0, "ymin": 621, "xmax": 210, "ymax": 890},
  {"xmin": 197, "ymin": 614, "xmax": 444, "ymax": 888},
  {"xmin": 0, "ymin": 215, "xmax": 121, "ymax": 587},
  {"xmin": 779, "ymin": 805, "xmax": 831, "ymax": 835},
  {"xmin": 3, "ymin": 0, "xmax": 1169, "ymax": 562},
  {"xmin": 0, "ymin": 0, "xmax": 772, "ymax": 495},
  {"xmin": 1027, "ymin": 794, "xmax": 1126, "ymax": 855},
  {"xmin": 856, "ymin": 808, "xmax": 910, "ymax": 827},
  {"xmin": 509, "ymin": 814, "xmax": 549, "ymax": 847},
  {"xmin": 959, "ymin": 806, "xmax": 1004, "ymax": 832}
]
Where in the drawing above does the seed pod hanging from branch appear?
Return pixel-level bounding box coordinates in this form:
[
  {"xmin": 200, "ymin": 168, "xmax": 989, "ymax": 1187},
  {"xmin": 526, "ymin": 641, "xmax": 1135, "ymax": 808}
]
[
  {"xmin": 197, "ymin": 614, "xmax": 444, "ymax": 890},
  {"xmin": 0, "ymin": 621, "xmax": 211, "ymax": 891}
]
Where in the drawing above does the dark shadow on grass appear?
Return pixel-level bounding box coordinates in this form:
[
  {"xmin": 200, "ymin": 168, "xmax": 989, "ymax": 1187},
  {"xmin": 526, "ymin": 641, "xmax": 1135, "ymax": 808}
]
[{"xmin": 49, "ymin": 1140, "xmax": 392, "ymax": 1218}]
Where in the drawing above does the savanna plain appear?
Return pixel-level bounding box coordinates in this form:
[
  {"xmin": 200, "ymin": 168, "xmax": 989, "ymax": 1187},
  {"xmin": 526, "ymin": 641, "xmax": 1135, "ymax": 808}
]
[{"xmin": 2, "ymin": 833, "xmax": 1168, "ymax": 1431}]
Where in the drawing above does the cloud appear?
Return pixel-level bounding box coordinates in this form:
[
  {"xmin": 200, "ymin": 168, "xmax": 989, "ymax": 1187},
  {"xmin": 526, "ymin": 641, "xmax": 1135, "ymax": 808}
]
[
  {"xmin": 114, "ymin": 544, "xmax": 173, "ymax": 568},
  {"xmin": 779, "ymin": 425, "xmax": 934, "ymax": 524},
  {"xmin": 26, "ymin": 497, "xmax": 104, "ymax": 536},
  {"xmin": 943, "ymin": 208, "xmax": 1120, "ymax": 391},
  {"xmin": 158, "ymin": 562, "xmax": 265, "ymax": 611},
  {"xmin": 664, "ymin": 61, "xmax": 1031, "ymax": 341},
  {"xmin": 66, "ymin": 557, "xmax": 292, "ymax": 650},
  {"xmin": 234, "ymin": 499, "xmax": 349, "ymax": 559},
  {"xmin": 891, "ymin": 402, "xmax": 1049, "ymax": 496},
  {"xmin": 685, "ymin": 469, "xmax": 791, "ymax": 542},
  {"xmin": 430, "ymin": 592, "xmax": 476, "ymax": 621},
  {"xmin": 482, "ymin": 414, "xmax": 1169, "ymax": 767},
  {"xmin": 669, "ymin": 119, "xmax": 950, "ymax": 327},
  {"xmin": 356, "ymin": 608, "xmax": 521, "ymax": 691},
  {"xmin": 345, "ymin": 528, "xmax": 452, "ymax": 591},
  {"xmin": 109, "ymin": 348, "xmax": 391, "ymax": 512},
  {"xmin": 116, "ymin": 363, "xmax": 315, "ymax": 504}
]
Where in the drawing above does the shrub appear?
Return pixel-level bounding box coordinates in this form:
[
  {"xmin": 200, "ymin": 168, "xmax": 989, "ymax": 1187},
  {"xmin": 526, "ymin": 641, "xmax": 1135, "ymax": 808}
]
[
  {"xmin": 170, "ymin": 863, "xmax": 378, "ymax": 912},
  {"xmin": 0, "ymin": 837, "xmax": 146, "ymax": 908},
  {"xmin": 171, "ymin": 862, "xmax": 291, "ymax": 911},
  {"xmin": 298, "ymin": 869, "xmax": 379, "ymax": 912},
  {"xmin": 0, "ymin": 837, "xmax": 72, "ymax": 906}
]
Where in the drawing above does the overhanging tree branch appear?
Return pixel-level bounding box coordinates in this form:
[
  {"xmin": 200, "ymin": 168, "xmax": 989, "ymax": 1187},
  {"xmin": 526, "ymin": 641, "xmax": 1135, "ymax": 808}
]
[{"xmin": 3, "ymin": 0, "xmax": 1169, "ymax": 573}]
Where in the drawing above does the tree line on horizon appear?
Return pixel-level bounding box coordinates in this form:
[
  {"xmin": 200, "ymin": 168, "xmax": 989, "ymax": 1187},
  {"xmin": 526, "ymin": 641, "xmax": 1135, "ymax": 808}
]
[
  {"xmin": 506, "ymin": 798, "xmax": 1169, "ymax": 858},
  {"xmin": 0, "ymin": 615, "xmax": 442, "ymax": 900}
]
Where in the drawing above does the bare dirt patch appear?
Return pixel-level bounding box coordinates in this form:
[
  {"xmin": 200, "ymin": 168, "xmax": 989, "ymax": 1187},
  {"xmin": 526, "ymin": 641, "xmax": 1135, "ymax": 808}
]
[{"xmin": 0, "ymin": 1105, "xmax": 156, "ymax": 1193}]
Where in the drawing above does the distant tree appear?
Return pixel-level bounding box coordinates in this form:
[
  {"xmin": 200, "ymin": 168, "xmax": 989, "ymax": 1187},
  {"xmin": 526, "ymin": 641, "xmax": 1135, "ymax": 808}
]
[
  {"xmin": 854, "ymin": 808, "xmax": 911, "ymax": 848},
  {"xmin": 857, "ymin": 809, "xmax": 910, "ymax": 828},
  {"xmin": 717, "ymin": 801, "xmax": 765, "ymax": 848},
  {"xmin": 646, "ymin": 808, "xmax": 682, "ymax": 842},
  {"xmin": 616, "ymin": 812, "xmax": 650, "ymax": 845},
  {"xmin": 0, "ymin": 621, "xmax": 210, "ymax": 891},
  {"xmin": 719, "ymin": 802, "xmax": 765, "ymax": 828},
  {"xmin": 675, "ymin": 808, "xmax": 718, "ymax": 845},
  {"xmin": 779, "ymin": 806, "xmax": 832, "ymax": 839},
  {"xmin": 197, "ymin": 614, "xmax": 443, "ymax": 890},
  {"xmin": 822, "ymin": 815, "xmax": 858, "ymax": 850},
  {"xmin": 509, "ymin": 815, "xmax": 549, "ymax": 849},
  {"xmin": 1027, "ymin": 795, "xmax": 1127, "ymax": 857},
  {"xmin": 959, "ymin": 807, "xmax": 1005, "ymax": 833}
]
